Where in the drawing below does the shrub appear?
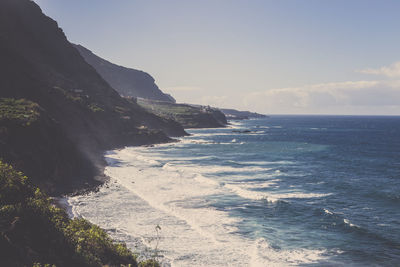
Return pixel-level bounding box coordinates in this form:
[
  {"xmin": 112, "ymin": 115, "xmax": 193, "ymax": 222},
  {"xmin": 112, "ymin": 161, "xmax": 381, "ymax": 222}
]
[
  {"xmin": 138, "ymin": 259, "xmax": 160, "ymax": 267},
  {"xmin": 0, "ymin": 160, "xmax": 144, "ymax": 267},
  {"xmin": 53, "ymin": 86, "xmax": 83, "ymax": 103},
  {"xmin": 88, "ymin": 103, "xmax": 104, "ymax": 113},
  {"xmin": 0, "ymin": 98, "xmax": 40, "ymax": 126}
]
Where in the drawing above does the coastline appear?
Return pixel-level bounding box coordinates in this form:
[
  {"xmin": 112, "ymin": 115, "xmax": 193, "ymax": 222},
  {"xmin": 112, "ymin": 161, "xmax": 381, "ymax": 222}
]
[
  {"xmin": 45, "ymin": 115, "xmax": 400, "ymax": 266},
  {"xmin": 62, "ymin": 117, "xmax": 331, "ymax": 266},
  {"xmin": 63, "ymin": 119, "xmax": 238, "ymax": 197},
  {"xmin": 58, "ymin": 118, "xmax": 279, "ymax": 265},
  {"xmin": 58, "ymin": 122, "xmax": 236, "ymax": 265},
  {"xmin": 59, "ymin": 118, "xmax": 251, "ymax": 208},
  {"xmin": 62, "ymin": 142, "xmax": 247, "ymax": 266}
]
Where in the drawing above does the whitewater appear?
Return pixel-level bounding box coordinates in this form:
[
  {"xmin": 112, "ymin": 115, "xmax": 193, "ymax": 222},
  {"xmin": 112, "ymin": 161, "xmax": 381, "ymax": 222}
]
[{"xmin": 68, "ymin": 116, "xmax": 400, "ymax": 266}]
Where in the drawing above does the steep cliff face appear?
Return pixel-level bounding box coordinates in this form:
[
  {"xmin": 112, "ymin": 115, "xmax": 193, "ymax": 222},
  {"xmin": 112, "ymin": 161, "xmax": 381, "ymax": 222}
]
[
  {"xmin": 0, "ymin": 99, "xmax": 98, "ymax": 195},
  {"xmin": 74, "ymin": 44, "xmax": 175, "ymax": 103},
  {"xmin": 0, "ymin": 0, "xmax": 186, "ymax": 194},
  {"xmin": 209, "ymin": 108, "xmax": 228, "ymax": 125}
]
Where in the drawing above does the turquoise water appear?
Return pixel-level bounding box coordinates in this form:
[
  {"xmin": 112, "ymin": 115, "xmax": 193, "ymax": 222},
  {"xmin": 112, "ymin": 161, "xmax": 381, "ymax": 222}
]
[{"xmin": 69, "ymin": 116, "xmax": 400, "ymax": 266}]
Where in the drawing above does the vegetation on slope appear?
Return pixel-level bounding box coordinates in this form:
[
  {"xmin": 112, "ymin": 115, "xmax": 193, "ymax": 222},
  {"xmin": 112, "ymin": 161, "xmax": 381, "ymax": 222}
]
[
  {"xmin": 137, "ymin": 98, "xmax": 226, "ymax": 128},
  {"xmin": 0, "ymin": 98, "xmax": 40, "ymax": 126},
  {"xmin": 220, "ymin": 108, "xmax": 267, "ymax": 120},
  {"xmin": 0, "ymin": 160, "xmax": 159, "ymax": 267}
]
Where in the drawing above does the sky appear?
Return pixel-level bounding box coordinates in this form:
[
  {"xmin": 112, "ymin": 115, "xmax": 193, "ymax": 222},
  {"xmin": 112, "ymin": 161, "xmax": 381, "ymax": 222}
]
[{"xmin": 34, "ymin": 0, "xmax": 400, "ymax": 115}]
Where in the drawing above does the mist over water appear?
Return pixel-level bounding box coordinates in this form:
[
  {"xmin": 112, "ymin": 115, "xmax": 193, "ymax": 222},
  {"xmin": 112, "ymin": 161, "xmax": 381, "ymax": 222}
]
[{"xmin": 68, "ymin": 116, "xmax": 400, "ymax": 266}]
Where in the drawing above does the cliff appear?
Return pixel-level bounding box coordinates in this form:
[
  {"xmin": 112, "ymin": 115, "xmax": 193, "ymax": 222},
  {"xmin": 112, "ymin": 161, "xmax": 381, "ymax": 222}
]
[
  {"xmin": 74, "ymin": 44, "xmax": 175, "ymax": 103},
  {"xmin": 0, "ymin": 98, "xmax": 99, "ymax": 195},
  {"xmin": 0, "ymin": 0, "xmax": 186, "ymax": 195}
]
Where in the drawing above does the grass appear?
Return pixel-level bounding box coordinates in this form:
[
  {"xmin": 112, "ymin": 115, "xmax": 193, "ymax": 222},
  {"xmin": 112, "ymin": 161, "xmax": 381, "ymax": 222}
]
[
  {"xmin": 53, "ymin": 87, "xmax": 105, "ymax": 113},
  {"xmin": 0, "ymin": 98, "xmax": 40, "ymax": 126},
  {"xmin": 137, "ymin": 98, "xmax": 213, "ymax": 127},
  {"xmin": 53, "ymin": 86, "xmax": 83, "ymax": 103},
  {"xmin": 137, "ymin": 99, "xmax": 199, "ymax": 116}
]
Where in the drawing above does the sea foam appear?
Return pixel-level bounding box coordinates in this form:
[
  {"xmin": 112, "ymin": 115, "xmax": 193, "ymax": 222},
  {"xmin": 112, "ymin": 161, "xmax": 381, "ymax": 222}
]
[{"xmin": 67, "ymin": 147, "xmax": 330, "ymax": 266}]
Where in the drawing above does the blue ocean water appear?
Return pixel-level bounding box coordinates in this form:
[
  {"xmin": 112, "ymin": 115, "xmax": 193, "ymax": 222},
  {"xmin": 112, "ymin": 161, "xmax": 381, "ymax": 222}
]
[{"xmin": 69, "ymin": 116, "xmax": 400, "ymax": 266}]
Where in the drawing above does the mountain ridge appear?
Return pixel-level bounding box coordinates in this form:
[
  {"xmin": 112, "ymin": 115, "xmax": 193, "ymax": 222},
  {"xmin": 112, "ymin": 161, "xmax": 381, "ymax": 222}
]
[{"xmin": 74, "ymin": 44, "xmax": 175, "ymax": 103}]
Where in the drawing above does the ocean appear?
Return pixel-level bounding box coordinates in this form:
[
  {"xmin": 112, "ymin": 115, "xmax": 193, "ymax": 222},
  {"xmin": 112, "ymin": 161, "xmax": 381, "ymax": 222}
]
[{"xmin": 68, "ymin": 116, "xmax": 400, "ymax": 266}]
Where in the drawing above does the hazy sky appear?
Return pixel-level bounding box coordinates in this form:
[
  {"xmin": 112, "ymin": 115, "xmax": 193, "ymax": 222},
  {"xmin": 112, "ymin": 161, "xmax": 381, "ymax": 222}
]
[{"xmin": 34, "ymin": 0, "xmax": 400, "ymax": 115}]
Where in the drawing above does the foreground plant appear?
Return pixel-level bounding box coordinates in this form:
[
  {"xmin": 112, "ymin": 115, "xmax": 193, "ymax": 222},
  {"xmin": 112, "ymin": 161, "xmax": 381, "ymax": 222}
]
[{"xmin": 0, "ymin": 160, "xmax": 158, "ymax": 267}]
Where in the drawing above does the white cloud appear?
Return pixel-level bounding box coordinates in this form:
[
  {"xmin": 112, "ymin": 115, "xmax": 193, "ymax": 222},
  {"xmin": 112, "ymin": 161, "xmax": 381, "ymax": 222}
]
[
  {"xmin": 358, "ymin": 61, "xmax": 400, "ymax": 77},
  {"xmin": 163, "ymin": 63, "xmax": 400, "ymax": 115},
  {"xmin": 241, "ymin": 80, "xmax": 400, "ymax": 115}
]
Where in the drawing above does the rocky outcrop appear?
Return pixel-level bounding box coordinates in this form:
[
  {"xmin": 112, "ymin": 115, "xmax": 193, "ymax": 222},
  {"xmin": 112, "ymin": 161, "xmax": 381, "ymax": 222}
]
[
  {"xmin": 137, "ymin": 99, "xmax": 227, "ymax": 128},
  {"xmin": 220, "ymin": 108, "xmax": 267, "ymax": 120}
]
